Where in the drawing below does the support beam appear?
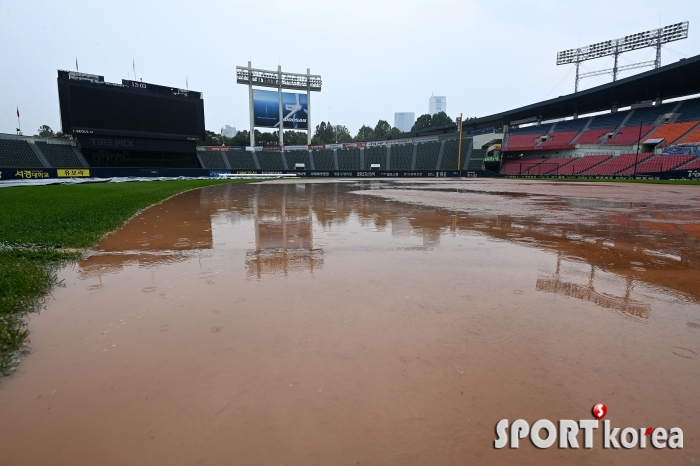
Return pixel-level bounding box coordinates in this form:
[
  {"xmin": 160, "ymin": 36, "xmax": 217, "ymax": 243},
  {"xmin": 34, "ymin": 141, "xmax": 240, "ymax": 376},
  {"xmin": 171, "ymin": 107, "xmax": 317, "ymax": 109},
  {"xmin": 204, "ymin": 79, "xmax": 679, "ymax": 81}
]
[
  {"xmin": 248, "ymin": 61, "xmax": 255, "ymax": 147},
  {"xmin": 307, "ymin": 68, "xmax": 312, "ymax": 146},
  {"xmin": 278, "ymin": 65, "xmax": 284, "ymax": 146}
]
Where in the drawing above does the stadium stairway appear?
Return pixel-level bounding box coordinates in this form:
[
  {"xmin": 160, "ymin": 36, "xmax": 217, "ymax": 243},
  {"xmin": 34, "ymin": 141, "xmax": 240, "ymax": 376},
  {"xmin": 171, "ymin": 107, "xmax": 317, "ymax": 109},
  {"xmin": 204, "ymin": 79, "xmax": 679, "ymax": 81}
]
[
  {"xmin": 631, "ymin": 155, "xmax": 695, "ymax": 174},
  {"xmin": 257, "ymin": 151, "xmax": 285, "ymax": 170},
  {"xmin": 225, "ymin": 151, "xmax": 258, "ymax": 170},
  {"xmin": 580, "ymin": 153, "xmax": 654, "ymax": 176},
  {"xmin": 676, "ymin": 126, "xmax": 700, "ymax": 145},
  {"xmin": 364, "ymin": 146, "xmax": 386, "ymax": 170},
  {"xmin": 439, "ymin": 139, "xmax": 461, "ymax": 171},
  {"xmin": 337, "ymin": 148, "xmax": 361, "ymax": 170},
  {"xmin": 198, "ymin": 151, "xmax": 228, "ymax": 169},
  {"xmin": 415, "ymin": 141, "xmax": 440, "ymax": 170},
  {"xmin": 0, "ymin": 138, "xmax": 45, "ymax": 167},
  {"xmin": 466, "ymin": 148, "xmax": 487, "ymax": 171},
  {"xmin": 389, "ymin": 143, "xmax": 413, "ymax": 170},
  {"xmin": 678, "ymin": 157, "xmax": 700, "ymax": 170},
  {"xmin": 643, "ymin": 121, "xmax": 700, "ymax": 147},
  {"xmin": 35, "ymin": 141, "xmax": 84, "ymax": 167},
  {"xmin": 284, "ymin": 150, "xmax": 312, "ymax": 170},
  {"xmin": 311, "ymin": 149, "xmax": 335, "ymax": 170}
]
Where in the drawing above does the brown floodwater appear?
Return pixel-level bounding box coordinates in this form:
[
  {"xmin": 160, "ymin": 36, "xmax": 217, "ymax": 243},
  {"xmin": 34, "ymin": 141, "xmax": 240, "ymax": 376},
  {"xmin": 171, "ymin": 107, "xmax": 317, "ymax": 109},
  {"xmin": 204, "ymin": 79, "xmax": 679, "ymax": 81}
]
[{"xmin": 1, "ymin": 179, "xmax": 700, "ymax": 465}]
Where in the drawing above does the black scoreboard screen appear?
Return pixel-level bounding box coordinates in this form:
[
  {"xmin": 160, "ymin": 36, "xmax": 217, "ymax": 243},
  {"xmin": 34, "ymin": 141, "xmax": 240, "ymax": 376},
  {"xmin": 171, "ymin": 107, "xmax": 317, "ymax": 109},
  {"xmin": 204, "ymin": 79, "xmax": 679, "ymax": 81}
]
[{"xmin": 57, "ymin": 71, "xmax": 205, "ymax": 141}]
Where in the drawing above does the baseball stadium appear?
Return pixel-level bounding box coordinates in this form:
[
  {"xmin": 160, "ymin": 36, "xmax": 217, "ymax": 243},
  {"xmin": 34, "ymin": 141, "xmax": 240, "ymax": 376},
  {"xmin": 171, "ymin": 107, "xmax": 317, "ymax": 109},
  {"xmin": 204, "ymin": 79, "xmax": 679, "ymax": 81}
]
[{"xmin": 1, "ymin": 4, "xmax": 700, "ymax": 465}]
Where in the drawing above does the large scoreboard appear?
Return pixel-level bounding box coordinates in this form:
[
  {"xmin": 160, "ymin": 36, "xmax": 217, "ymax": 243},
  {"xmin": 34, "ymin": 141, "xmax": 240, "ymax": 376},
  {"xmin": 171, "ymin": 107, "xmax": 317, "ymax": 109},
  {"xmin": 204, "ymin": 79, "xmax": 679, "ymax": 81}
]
[{"xmin": 57, "ymin": 70, "xmax": 205, "ymax": 141}]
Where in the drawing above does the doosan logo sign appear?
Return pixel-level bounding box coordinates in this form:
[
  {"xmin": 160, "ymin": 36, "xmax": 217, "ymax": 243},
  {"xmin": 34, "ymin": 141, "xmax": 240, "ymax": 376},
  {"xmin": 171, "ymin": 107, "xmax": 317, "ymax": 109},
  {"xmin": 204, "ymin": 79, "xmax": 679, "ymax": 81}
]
[{"xmin": 494, "ymin": 404, "xmax": 683, "ymax": 450}]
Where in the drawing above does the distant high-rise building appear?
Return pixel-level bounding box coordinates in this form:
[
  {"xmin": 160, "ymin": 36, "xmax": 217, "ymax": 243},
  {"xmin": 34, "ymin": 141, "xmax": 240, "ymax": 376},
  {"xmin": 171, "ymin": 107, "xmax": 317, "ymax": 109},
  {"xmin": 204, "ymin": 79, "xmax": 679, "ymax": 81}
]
[
  {"xmin": 394, "ymin": 112, "xmax": 415, "ymax": 133},
  {"xmin": 222, "ymin": 125, "xmax": 237, "ymax": 138},
  {"xmin": 429, "ymin": 96, "xmax": 446, "ymax": 115}
]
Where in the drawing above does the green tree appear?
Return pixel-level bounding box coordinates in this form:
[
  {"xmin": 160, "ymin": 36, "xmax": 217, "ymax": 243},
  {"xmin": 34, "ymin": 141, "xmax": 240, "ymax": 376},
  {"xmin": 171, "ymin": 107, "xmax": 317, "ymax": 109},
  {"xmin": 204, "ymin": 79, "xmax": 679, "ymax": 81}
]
[
  {"xmin": 255, "ymin": 130, "xmax": 279, "ymax": 146},
  {"xmin": 373, "ymin": 120, "xmax": 392, "ymax": 138},
  {"xmin": 411, "ymin": 114, "xmax": 433, "ymax": 131},
  {"xmin": 431, "ymin": 112, "xmax": 454, "ymax": 127},
  {"xmin": 227, "ymin": 130, "xmax": 250, "ymax": 146},
  {"xmin": 411, "ymin": 112, "xmax": 454, "ymax": 131},
  {"xmin": 333, "ymin": 125, "xmax": 353, "ymax": 143},
  {"xmin": 312, "ymin": 121, "xmax": 335, "ymax": 144},
  {"xmin": 354, "ymin": 125, "xmax": 374, "ymax": 141},
  {"xmin": 283, "ymin": 130, "xmax": 308, "ymax": 146},
  {"xmin": 389, "ymin": 127, "xmax": 402, "ymax": 136},
  {"xmin": 203, "ymin": 130, "xmax": 223, "ymax": 146},
  {"xmin": 36, "ymin": 125, "xmax": 55, "ymax": 138}
]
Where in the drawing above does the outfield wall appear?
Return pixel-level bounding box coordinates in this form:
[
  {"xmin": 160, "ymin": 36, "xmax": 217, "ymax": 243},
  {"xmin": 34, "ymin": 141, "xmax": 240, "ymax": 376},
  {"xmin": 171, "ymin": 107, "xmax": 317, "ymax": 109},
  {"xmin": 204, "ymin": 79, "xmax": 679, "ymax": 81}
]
[
  {"xmin": 0, "ymin": 167, "xmax": 498, "ymax": 180},
  {"xmin": 4, "ymin": 167, "xmax": 699, "ymax": 181}
]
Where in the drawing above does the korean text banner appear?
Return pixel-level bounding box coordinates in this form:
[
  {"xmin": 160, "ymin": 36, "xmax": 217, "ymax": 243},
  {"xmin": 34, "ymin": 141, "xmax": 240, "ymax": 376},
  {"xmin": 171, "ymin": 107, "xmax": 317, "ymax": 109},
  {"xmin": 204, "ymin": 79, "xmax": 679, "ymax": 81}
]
[{"xmin": 253, "ymin": 90, "xmax": 308, "ymax": 129}]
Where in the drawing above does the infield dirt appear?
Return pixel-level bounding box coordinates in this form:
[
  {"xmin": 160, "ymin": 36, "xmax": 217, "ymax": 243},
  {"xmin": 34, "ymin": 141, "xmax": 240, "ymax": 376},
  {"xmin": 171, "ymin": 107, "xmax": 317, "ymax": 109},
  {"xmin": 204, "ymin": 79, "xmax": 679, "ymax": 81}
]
[{"xmin": 1, "ymin": 179, "xmax": 699, "ymax": 465}]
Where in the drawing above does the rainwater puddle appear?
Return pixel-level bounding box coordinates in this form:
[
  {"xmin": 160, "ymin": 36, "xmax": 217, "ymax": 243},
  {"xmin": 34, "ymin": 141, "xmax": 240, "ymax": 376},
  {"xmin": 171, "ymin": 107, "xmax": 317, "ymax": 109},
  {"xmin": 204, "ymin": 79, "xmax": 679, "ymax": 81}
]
[{"xmin": 2, "ymin": 179, "xmax": 700, "ymax": 466}]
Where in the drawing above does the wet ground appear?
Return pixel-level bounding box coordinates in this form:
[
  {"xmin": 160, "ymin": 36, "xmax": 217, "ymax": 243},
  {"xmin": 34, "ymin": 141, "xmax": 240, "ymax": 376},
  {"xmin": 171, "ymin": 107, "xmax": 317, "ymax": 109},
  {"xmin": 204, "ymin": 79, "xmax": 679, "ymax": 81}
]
[{"xmin": 1, "ymin": 179, "xmax": 700, "ymax": 465}]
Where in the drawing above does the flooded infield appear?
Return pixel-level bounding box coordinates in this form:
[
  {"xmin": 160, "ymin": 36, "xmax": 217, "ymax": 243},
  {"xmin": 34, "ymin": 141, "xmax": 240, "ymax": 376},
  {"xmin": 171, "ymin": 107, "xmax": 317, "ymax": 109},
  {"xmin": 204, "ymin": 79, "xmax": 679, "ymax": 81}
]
[{"xmin": 1, "ymin": 179, "xmax": 700, "ymax": 465}]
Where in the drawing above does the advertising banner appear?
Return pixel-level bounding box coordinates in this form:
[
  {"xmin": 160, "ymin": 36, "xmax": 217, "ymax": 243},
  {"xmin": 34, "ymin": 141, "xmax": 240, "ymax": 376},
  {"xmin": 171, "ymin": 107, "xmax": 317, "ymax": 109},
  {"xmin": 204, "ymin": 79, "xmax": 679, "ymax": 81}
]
[
  {"xmin": 342, "ymin": 142, "xmax": 365, "ymax": 149},
  {"xmin": 253, "ymin": 89, "xmax": 308, "ymax": 129},
  {"xmin": 662, "ymin": 146, "xmax": 700, "ymax": 155},
  {"xmin": 202, "ymin": 146, "xmax": 246, "ymax": 152}
]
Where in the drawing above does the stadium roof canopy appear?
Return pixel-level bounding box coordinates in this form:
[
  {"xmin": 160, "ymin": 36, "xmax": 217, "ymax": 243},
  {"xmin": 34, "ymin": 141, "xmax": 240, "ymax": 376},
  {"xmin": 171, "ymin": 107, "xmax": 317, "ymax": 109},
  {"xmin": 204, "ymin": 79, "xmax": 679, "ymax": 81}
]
[{"xmin": 463, "ymin": 53, "xmax": 700, "ymax": 131}]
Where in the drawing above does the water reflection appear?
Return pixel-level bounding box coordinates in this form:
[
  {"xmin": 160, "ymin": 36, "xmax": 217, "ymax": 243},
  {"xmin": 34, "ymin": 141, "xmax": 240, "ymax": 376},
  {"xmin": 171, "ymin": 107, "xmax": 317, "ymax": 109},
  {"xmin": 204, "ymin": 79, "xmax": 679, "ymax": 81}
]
[
  {"xmin": 246, "ymin": 184, "xmax": 322, "ymax": 278},
  {"xmin": 536, "ymin": 254, "xmax": 651, "ymax": 322},
  {"xmin": 79, "ymin": 180, "xmax": 700, "ymax": 307}
]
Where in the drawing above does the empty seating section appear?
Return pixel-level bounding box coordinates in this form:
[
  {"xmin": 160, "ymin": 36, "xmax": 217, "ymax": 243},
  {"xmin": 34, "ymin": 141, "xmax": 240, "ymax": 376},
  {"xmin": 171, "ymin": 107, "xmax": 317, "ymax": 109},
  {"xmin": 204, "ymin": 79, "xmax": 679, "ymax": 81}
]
[
  {"xmin": 678, "ymin": 158, "xmax": 700, "ymax": 170},
  {"xmin": 540, "ymin": 131, "xmax": 578, "ymax": 147},
  {"xmin": 390, "ymin": 144, "xmax": 412, "ymax": 170},
  {"xmin": 36, "ymin": 142, "xmax": 82, "ymax": 167},
  {"xmin": 644, "ymin": 122, "xmax": 698, "ymax": 146},
  {"xmin": 551, "ymin": 118, "xmax": 589, "ymax": 132},
  {"xmin": 312, "ymin": 150, "xmax": 335, "ymax": 170},
  {"xmin": 0, "ymin": 139, "xmax": 42, "ymax": 167},
  {"xmin": 439, "ymin": 139, "xmax": 460, "ymax": 170},
  {"xmin": 414, "ymin": 142, "xmax": 440, "ymax": 170},
  {"xmin": 467, "ymin": 149, "xmax": 486, "ymax": 171},
  {"xmin": 337, "ymin": 148, "xmax": 360, "ymax": 170},
  {"xmin": 528, "ymin": 157, "xmax": 575, "ymax": 175},
  {"xmin": 581, "ymin": 153, "xmax": 654, "ymax": 176},
  {"xmin": 676, "ymin": 98, "xmax": 700, "ymax": 122},
  {"xmin": 626, "ymin": 103, "xmax": 676, "ymax": 126},
  {"xmin": 559, "ymin": 155, "xmax": 612, "ymax": 175},
  {"xmin": 364, "ymin": 146, "xmax": 386, "ymax": 168},
  {"xmin": 284, "ymin": 150, "xmax": 310, "ymax": 169},
  {"xmin": 199, "ymin": 151, "xmax": 227, "ymax": 169},
  {"xmin": 506, "ymin": 133, "xmax": 545, "ymax": 149},
  {"xmin": 632, "ymin": 155, "xmax": 695, "ymax": 173},
  {"xmin": 588, "ymin": 112, "xmax": 627, "ymax": 130},
  {"xmin": 501, "ymin": 158, "xmax": 545, "ymax": 175},
  {"xmin": 605, "ymin": 125, "xmax": 653, "ymax": 145},
  {"xmin": 257, "ymin": 151, "xmax": 284, "ymax": 170},
  {"xmin": 225, "ymin": 151, "xmax": 257, "ymax": 170},
  {"xmin": 505, "ymin": 124, "xmax": 551, "ymax": 149},
  {"xmin": 677, "ymin": 127, "xmax": 700, "ymax": 144},
  {"xmin": 576, "ymin": 129, "xmax": 612, "ymax": 145}
]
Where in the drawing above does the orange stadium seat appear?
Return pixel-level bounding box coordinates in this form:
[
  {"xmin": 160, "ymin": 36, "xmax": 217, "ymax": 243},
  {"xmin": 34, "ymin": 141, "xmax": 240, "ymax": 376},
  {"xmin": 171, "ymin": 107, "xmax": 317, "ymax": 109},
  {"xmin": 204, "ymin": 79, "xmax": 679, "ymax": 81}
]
[
  {"xmin": 677, "ymin": 127, "xmax": 700, "ymax": 145},
  {"xmin": 644, "ymin": 122, "xmax": 699, "ymax": 147}
]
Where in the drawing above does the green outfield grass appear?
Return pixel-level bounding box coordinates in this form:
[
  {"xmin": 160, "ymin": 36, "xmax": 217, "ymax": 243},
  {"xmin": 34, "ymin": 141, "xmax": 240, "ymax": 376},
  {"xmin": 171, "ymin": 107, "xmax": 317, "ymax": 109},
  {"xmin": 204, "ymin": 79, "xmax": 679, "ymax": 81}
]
[{"xmin": 0, "ymin": 179, "xmax": 252, "ymax": 375}]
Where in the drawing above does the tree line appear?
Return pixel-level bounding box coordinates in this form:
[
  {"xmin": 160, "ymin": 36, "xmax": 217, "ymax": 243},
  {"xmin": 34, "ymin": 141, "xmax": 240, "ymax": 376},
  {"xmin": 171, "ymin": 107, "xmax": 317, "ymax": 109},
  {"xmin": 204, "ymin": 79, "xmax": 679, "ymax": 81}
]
[{"xmin": 34, "ymin": 111, "xmax": 475, "ymax": 147}]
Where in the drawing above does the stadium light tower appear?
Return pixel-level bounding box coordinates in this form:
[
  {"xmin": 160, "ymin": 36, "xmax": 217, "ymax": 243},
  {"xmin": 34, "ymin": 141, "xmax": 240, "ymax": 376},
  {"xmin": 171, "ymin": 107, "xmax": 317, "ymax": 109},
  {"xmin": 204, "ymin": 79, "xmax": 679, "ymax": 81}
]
[
  {"xmin": 236, "ymin": 62, "xmax": 322, "ymax": 146},
  {"xmin": 557, "ymin": 22, "xmax": 689, "ymax": 93}
]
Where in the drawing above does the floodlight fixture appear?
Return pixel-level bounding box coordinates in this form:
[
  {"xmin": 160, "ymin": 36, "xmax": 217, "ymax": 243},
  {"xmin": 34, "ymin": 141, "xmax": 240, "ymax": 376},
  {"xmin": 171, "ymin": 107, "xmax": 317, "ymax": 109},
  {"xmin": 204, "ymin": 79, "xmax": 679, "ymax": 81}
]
[
  {"xmin": 556, "ymin": 22, "xmax": 689, "ymax": 92},
  {"xmin": 237, "ymin": 62, "xmax": 322, "ymax": 146}
]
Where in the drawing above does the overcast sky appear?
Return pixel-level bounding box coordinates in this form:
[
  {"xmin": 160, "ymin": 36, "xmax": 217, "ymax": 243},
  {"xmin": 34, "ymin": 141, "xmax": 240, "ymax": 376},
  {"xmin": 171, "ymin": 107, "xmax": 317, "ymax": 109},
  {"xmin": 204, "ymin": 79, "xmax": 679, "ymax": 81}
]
[{"xmin": 1, "ymin": 0, "xmax": 699, "ymax": 137}]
